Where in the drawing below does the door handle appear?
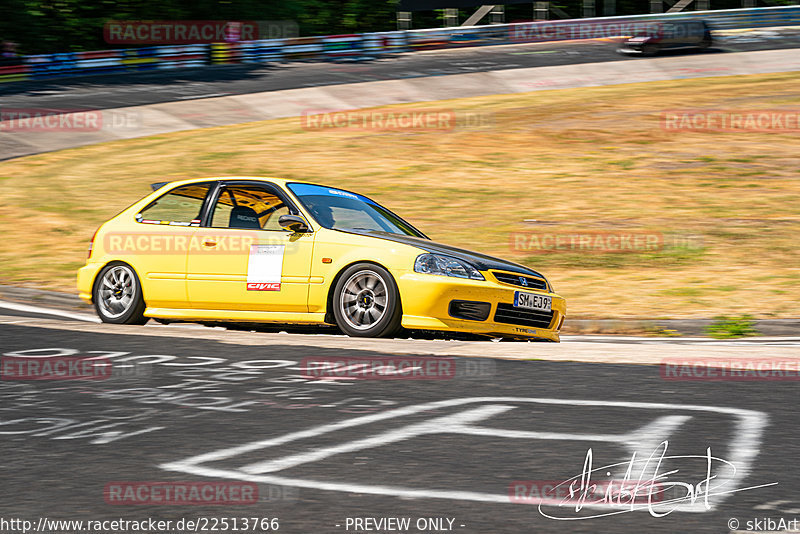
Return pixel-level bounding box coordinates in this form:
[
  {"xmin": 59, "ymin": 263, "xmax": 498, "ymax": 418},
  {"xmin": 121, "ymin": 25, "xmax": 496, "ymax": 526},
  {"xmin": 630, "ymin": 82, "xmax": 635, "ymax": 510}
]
[{"xmin": 202, "ymin": 240, "xmax": 217, "ymax": 247}]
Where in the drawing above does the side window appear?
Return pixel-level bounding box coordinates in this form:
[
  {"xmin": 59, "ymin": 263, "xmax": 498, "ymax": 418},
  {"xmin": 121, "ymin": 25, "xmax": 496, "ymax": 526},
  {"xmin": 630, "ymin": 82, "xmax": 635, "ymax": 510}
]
[
  {"xmin": 137, "ymin": 183, "xmax": 211, "ymax": 225},
  {"xmin": 210, "ymin": 185, "xmax": 289, "ymax": 231},
  {"xmin": 262, "ymin": 205, "xmax": 291, "ymax": 230}
]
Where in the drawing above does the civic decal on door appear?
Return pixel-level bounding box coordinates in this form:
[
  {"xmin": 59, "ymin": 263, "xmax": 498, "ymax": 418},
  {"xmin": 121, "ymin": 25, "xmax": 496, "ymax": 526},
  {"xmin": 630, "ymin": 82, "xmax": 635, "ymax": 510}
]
[{"xmin": 246, "ymin": 244, "xmax": 284, "ymax": 291}]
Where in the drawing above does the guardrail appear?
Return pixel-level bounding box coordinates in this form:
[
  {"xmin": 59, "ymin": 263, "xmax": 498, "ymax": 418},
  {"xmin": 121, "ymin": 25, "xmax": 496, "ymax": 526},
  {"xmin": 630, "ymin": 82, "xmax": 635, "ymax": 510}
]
[{"xmin": 2, "ymin": 5, "xmax": 799, "ymax": 83}]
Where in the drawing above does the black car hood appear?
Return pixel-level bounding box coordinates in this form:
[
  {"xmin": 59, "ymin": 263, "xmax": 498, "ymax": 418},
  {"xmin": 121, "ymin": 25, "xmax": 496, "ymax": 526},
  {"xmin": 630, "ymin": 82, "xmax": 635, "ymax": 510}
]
[{"xmin": 343, "ymin": 229, "xmax": 545, "ymax": 278}]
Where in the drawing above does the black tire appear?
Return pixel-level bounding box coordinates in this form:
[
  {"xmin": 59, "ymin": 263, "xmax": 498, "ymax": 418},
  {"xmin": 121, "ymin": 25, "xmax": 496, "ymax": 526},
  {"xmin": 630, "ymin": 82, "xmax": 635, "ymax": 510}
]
[
  {"xmin": 642, "ymin": 43, "xmax": 659, "ymax": 56},
  {"xmin": 93, "ymin": 262, "xmax": 148, "ymax": 325},
  {"xmin": 332, "ymin": 263, "xmax": 402, "ymax": 338}
]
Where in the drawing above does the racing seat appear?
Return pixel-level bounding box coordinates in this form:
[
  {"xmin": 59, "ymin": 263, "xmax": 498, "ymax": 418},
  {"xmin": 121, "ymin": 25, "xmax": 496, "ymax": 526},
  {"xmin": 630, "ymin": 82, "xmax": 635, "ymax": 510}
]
[{"xmin": 228, "ymin": 205, "xmax": 261, "ymax": 229}]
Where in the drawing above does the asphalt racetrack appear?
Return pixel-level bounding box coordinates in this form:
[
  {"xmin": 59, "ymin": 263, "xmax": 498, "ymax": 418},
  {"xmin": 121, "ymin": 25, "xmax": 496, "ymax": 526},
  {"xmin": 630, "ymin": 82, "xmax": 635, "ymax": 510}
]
[{"xmin": 1, "ymin": 310, "xmax": 798, "ymax": 533}]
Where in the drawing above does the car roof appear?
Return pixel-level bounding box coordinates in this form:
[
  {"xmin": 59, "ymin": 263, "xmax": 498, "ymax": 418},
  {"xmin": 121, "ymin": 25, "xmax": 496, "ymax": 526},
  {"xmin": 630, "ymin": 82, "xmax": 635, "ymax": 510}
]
[
  {"xmin": 165, "ymin": 176, "xmax": 312, "ymax": 188},
  {"xmin": 184, "ymin": 176, "xmax": 309, "ymax": 185}
]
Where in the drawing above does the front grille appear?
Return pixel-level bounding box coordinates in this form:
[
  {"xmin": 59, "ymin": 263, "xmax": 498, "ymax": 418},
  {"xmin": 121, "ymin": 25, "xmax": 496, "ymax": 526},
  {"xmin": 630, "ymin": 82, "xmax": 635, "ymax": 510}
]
[
  {"xmin": 494, "ymin": 303, "xmax": 555, "ymax": 329},
  {"xmin": 493, "ymin": 271, "xmax": 548, "ymax": 291},
  {"xmin": 449, "ymin": 300, "xmax": 491, "ymax": 322}
]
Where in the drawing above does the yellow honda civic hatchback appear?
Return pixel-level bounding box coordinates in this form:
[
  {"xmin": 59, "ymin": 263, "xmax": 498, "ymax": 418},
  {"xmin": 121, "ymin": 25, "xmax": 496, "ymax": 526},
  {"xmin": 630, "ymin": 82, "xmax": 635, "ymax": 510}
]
[{"xmin": 77, "ymin": 177, "xmax": 566, "ymax": 340}]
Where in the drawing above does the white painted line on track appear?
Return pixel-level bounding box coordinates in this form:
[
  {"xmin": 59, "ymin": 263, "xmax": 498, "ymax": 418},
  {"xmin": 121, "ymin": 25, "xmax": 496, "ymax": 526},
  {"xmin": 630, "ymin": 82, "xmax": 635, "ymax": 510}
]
[
  {"xmin": 0, "ymin": 300, "xmax": 100, "ymax": 323},
  {"xmin": 161, "ymin": 396, "xmax": 767, "ymax": 512}
]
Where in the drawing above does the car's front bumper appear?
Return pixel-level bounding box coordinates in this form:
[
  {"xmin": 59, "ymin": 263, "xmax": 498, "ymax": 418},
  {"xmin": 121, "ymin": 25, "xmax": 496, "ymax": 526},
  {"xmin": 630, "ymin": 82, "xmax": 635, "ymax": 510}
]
[{"xmin": 396, "ymin": 272, "xmax": 566, "ymax": 341}]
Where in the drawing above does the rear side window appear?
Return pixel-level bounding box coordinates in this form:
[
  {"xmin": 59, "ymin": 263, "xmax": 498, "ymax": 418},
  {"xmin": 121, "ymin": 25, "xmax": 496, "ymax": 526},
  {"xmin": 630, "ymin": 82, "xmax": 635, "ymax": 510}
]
[
  {"xmin": 689, "ymin": 23, "xmax": 706, "ymax": 36},
  {"xmin": 137, "ymin": 183, "xmax": 212, "ymax": 226},
  {"xmin": 673, "ymin": 23, "xmax": 688, "ymax": 38},
  {"xmin": 210, "ymin": 185, "xmax": 290, "ymax": 231}
]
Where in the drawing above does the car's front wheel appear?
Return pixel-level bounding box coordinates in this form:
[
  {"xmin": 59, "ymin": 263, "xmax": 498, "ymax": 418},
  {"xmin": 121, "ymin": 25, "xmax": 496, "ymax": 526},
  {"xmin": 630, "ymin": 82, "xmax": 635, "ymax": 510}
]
[
  {"xmin": 93, "ymin": 262, "xmax": 148, "ymax": 324},
  {"xmin": 642, "ymin": 43, "xmax": 659, "ymax": 56},
  {"xmin": 333, "ymin": 263, "xmax": 402, "ymax": 338}
]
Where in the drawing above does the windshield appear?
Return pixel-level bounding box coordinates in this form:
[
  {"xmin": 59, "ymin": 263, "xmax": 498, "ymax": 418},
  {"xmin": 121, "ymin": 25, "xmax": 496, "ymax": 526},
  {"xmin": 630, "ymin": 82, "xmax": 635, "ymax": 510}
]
[{"xmin": 287, "ymin": 183, "xmax": 426, "ymax": 238}]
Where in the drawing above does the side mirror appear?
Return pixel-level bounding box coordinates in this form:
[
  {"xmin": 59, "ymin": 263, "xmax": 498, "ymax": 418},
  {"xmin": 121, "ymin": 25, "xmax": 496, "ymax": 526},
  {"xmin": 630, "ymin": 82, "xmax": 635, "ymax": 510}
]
[{"xmin": 278, "ymin": 214, "xmax": 310, "ymax": 233}]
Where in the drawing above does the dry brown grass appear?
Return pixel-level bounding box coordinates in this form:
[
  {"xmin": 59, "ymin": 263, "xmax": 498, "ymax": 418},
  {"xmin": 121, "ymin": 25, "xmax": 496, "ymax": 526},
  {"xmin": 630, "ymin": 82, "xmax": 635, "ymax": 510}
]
[{"xmin": 1, "ymin": 71, "xmax": 800, "ymax": 318}]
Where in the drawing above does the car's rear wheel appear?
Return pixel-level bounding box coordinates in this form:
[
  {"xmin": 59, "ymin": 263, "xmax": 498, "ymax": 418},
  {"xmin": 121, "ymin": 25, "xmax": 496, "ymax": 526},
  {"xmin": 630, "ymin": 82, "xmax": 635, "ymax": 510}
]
[
  {"xmin": 93, "ymin": 262, "xmax": 147, "ymax": 324},
  {"xmin": 333, "ymin": 263, "xmax": 402, "ymax": 338}
]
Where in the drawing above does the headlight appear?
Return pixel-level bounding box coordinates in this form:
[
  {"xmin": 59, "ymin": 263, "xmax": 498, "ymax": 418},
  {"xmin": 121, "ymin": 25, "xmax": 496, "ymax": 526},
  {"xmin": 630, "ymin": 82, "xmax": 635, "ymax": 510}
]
[{"xmin": 414, "ymin": 253, "xmax": 485, "ymax": 280}]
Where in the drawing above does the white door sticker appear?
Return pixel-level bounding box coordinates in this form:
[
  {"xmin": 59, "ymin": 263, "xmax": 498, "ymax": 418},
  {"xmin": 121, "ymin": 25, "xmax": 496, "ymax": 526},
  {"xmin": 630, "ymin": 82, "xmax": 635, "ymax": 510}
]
[{"xmin": 246, "ymin": 245, "xmax": 284, "ymax": 291}]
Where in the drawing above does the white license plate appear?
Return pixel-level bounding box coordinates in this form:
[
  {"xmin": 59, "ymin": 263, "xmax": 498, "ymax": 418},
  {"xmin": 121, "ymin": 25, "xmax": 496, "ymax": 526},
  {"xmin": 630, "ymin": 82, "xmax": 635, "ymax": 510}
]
[{"xmin": 513, "ymin": 291, "xmax": 552, "ymax": 312}]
